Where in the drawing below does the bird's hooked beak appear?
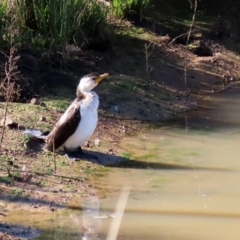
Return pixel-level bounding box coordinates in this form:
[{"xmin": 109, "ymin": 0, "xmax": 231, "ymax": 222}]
[{"xmin": 94, "ymin": 73, "xmax": 109, "ymax": 84}]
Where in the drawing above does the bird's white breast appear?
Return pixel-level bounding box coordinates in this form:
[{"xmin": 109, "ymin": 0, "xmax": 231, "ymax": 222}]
[{"xmin": 64, "ymin": 92, "xmax": 99, "ymax": 150}]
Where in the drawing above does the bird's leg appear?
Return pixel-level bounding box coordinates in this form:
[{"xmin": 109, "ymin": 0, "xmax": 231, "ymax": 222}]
[
  {"xmin": 64, "ymin": 147, "xmax": 77, "ymax": 162},
  {"xmin": 77, "ymin": 146, "xmax": 99, "ymax": 161},
  {"xmin": 77, "ymin": 146, "xmax": 83, "ymax": 153},
  {"xmin": 64, "ymin": 146, "xmax": 99, "ymax": 162}
]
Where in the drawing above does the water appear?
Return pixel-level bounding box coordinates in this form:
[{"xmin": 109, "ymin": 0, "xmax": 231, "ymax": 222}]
[{"xmin": 3, "ymin": 86, "xmax": 240, "ymax": 239}]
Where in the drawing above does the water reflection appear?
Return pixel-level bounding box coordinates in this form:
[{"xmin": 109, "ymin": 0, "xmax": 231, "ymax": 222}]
[{"xmin": 70, "ymin": 189, "xmax": 105, "ymax": 240}]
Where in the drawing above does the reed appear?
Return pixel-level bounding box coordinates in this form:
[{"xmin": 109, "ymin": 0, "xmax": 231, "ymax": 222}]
[{"xmin": 1, "ymin": 0, "xmax": 109, "ymax": 50}]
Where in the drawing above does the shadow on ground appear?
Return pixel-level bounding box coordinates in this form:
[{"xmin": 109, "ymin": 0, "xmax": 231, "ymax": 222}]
[
  {"xmin": 82, "ymin": 149, "xmax": 231, "ymax": 172},
  {"xmin": 25, "ymin": 138, "xmax": 231, "ymax": 172},
  {"xmin": 0, "ymin": 223, "xmax": 41, "ymax": 239}
]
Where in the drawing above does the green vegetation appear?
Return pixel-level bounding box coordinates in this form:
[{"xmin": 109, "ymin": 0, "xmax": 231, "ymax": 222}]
[
  {"xmin": 0, "ymin": 0, "xmax": 239, "ymax": 52},
  {"xmin": 111, "ymin": 0, "xmax": 151, "ymax": 21},
  {"xmin": 0, "ymin": 0, "xmax": 152, "ymax": 50},
  {"xmin": 10, "ymin": 187, "xmax": 23, "ymax": 197},
  {"xmin": 1, "ymin": 0, "xmax": 109, "ymax": 49},
  {"xmin": 0, "ymin": 176, "xmax": 11, "ymax": 184},
  {"xmin": 84, "ymin": 168, "xmax": 93, "ymax": 175},
  {"xmin": 121, "ymin": 152, "xmax": 132, "ymax": 159}
]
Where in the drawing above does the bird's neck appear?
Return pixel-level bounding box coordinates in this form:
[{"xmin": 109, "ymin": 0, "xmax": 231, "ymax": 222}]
[
  {"xmin": 76, "ymin": 88, "xmax": 97, "ymax": 100},
  {"xmin": 76, "ymin": 88, "xmax": 86, "ymax": 100}
]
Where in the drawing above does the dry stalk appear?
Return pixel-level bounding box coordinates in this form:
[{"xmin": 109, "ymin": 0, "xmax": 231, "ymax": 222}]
[
  {"xmin": 168, "ymin": 29, "xmax": 197, "ymax": 46},
  {"xmin": 53, "ymin": 141, "xmax": 57, "ymax": 174},
  {"xmin": 0, "ymin": 47, "xmax": 20, "ymax": 152},
  {"xmin": 184, "ymin": 0, "xmax": 198, "ymax": 102},
  {"xmin": 184, "ymin": 0, "xmax": 199, "ymax": 191},
  {"xmin": 144, "ymin": 42, "xmax": 154, "ymax": 91}
]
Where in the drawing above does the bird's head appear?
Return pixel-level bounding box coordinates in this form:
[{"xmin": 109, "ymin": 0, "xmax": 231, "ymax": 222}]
[{"xmin": 78, "ymin": 72, "xmax": 109, "ymax": 92}]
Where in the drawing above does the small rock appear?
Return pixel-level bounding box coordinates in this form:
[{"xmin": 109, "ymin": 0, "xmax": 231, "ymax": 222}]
[
  {"xmin": 138, "ymin": 108, "xmax": 145, "ymax": 115},
  {"xmin": 0, "ymin": 117, "xmax": 18, "ymax": 128},
  {"xmin": 114, "ymin": 105, "xmax": 119, "ymax": 113},
  {"xmin": 7, "ymin": 160, "xmax": 13, "ymax": 166},
  {"xmin": 30, "ymin": 98, "xmax": 40, "ymax": 105},
  {"xmin": 83, "ymin": 140, "xmax": 92, "ymax": 148},
  {"xmin": 66, "ymin": 44, "xmax": 82, "ymax": 55},
  {"xmin": 94, "ymin": 138, "xmax": 100, "ymax": 146},
  {"xmin": 39, "ymin": 116, "xmax": 46, "ymax": 121}
]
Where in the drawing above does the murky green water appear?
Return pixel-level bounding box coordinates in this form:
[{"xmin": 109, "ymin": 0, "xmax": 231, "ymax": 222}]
[{"xmin": 2, "ymin": 86, "xmax": 240, "ymax": 239}]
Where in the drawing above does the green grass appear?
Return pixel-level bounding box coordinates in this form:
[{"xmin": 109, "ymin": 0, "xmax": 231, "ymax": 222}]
[
  {"xmin": 11, "ymin": 188, "xmax": 23, "ymax": 197},
  {"xmin": 121, "ymin": 152, "xmax": 132, "ymax": 159},
  {"xmin": 45, "ymin": 167, "xmax": 54, "ymax": 174},
  {"xmin": 45, "ymin": 98, "xmax": 70, "ymax": 112},
  {"xmin": 139, "ymin": 152, "xmax": 158, "ymax": 160},
  {"xmin": 2, "ymin": 0, "xmax": 110, "ymax": 50},
  {"xmin": 0, "ymin": 176, "xmax": 11, "ymax": 184},
  {"xmin": 112, "ymin": 0, "xmax": 150, "ymax": 21},
  {"xmin": 84, "ymin": 168, "xmax": 93, "ymax": 175},
  {"xmin": 98, "ymin": 167, "xmax": 110, "ymax": 173},
  {"xmin": 0, "ymin": 1, "xmax": 8, "ymax": 46}
]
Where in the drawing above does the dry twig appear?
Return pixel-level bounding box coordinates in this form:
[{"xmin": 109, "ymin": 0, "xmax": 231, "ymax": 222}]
[
  {"xmin": 144, "ymin": 42, "xmax": 154, "ymax": 91},
  {"xmin": 0, "ymin": 47, "xmax": 20, "ymax": 151},
  {"xmin": 183, "ymin": 0, "xmax": 198, "ymax": 106}
]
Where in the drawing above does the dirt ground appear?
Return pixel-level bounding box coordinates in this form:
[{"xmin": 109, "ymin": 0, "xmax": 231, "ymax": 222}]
[{"xmin": 1, "ymin": 9, "xmax": 240, "ymax": 239}]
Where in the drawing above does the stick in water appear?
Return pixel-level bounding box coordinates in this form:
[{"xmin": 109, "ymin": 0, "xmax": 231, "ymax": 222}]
[{"xmin": 106, "ymin": 186, "xmax": 131, "ymax": 240}]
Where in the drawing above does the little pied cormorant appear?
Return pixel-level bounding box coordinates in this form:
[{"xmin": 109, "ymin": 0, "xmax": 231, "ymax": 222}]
[{"xmin": 24, "ymin": 72, "xmax": 109, "ymax": 160}]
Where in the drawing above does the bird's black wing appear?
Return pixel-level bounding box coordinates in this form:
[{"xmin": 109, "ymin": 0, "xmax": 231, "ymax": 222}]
[{"xmin": 44, "ymin": 100, "xmax": 81, "ymax": 151}]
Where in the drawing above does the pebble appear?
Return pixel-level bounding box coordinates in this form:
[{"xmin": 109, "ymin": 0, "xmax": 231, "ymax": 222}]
[
  {"xmin": 114, "ymin": 105, "xmax": 119, "ymax": 112},
  {"xmin": 30, "ymin": 98, "xmax": 40, "ymax": 105},
  {"xmin": 39, "ymin": 116, "xmax": 46, "ymax": 121},
  {"xmin": 94, "ymin": 138, "xmax": 100, "ymax": 146},
  {"xmin": 138, "ymin": 108, "xmax": 144, "ymax": 115}
]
